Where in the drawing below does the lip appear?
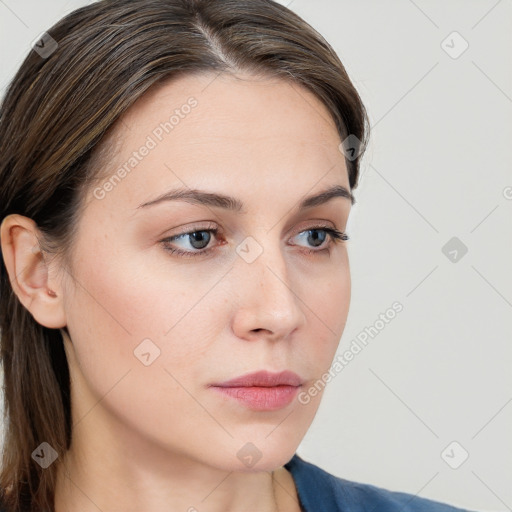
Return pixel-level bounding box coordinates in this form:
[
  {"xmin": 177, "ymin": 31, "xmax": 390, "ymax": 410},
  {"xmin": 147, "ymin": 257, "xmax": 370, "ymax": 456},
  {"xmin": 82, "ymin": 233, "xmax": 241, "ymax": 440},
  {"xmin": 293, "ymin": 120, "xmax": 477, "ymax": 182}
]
[
  {"xmin": 210, "ymin": 370, "xmax": 304, "ymax": 388},
  {"xmin": 209, "ymin": 370, "xmax": 303, "ymax": 411}
]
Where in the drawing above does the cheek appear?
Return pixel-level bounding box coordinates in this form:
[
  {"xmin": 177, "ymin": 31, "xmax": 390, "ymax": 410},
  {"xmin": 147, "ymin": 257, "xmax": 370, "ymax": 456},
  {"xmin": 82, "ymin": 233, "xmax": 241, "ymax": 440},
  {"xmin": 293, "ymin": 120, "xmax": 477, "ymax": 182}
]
[
  {"xmin": 63, "ymin": 243, "xmax": 223, "ymax": 389},
  {"xmin": 62, "ymin": 248, "xmax": 221, "ymax": 441},
  {"xmin": 311, "ymin": 252, "xmax": 350, "ymax": 334},
  {"xmin": 255, "ymin": 252, "xmax": 347, "ymax": 390},
  {"xmin": 309, "ymin": 258, "xmax": 350, "ymax": 363}
]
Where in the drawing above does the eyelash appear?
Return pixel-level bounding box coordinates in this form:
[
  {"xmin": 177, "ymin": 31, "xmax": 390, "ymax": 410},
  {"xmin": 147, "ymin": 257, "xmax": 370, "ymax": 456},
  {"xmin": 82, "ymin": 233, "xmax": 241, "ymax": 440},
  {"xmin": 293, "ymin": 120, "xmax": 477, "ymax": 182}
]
[{"xmin": 160, "ymin": 224, "xmax": 349, "ymax": 259}]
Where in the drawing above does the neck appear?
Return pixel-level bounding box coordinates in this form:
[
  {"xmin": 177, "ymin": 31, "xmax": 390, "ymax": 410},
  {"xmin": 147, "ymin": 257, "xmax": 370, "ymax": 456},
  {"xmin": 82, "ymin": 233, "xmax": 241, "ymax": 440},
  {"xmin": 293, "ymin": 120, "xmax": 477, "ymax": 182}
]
[
  {"xmin": 54, "ymin": 437, "xmax": 286, "ymax": 512},
  {"xmin": 52, "ymin": 404, "xmax": 304, "ymax": 512}
]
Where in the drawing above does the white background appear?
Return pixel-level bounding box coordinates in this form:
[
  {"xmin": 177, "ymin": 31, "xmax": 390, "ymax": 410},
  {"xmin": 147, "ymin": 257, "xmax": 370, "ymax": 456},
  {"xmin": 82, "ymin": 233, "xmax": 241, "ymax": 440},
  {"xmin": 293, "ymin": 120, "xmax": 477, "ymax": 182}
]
[{"xmin": 1, "ymin": 1, "xmax": 511, "ymax": 511}]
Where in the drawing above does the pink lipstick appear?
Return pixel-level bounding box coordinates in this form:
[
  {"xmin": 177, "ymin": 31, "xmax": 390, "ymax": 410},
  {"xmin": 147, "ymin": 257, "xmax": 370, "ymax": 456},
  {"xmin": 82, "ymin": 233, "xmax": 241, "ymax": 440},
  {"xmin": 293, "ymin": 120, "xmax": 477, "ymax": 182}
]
[{"xmin": 209, "ymin": 370, "xmax": 303, "ymax": 411}]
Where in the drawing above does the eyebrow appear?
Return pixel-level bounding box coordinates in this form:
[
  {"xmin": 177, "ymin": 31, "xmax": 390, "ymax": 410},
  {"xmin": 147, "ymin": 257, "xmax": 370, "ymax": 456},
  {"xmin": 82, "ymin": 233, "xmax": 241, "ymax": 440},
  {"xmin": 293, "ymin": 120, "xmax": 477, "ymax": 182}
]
[{"xmin": 137, "ymin": 183, "xmax": 354, "ymax": 212}]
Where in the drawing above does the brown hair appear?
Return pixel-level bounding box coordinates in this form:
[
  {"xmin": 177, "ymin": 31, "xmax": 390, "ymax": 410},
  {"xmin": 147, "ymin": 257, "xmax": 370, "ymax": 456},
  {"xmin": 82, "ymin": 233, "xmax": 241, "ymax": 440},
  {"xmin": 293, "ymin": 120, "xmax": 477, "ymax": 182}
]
[{"xmin": 0, "ymin": 0, "xmax": 369, "ymax": 510}]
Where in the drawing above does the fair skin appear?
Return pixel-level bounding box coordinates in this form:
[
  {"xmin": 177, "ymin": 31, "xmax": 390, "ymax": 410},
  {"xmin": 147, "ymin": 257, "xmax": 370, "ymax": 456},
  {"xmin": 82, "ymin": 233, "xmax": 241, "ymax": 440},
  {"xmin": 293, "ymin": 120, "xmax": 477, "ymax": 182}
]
[{"xmin": 1, "ymin": 72, "xmax": 352, "ymax": 512}]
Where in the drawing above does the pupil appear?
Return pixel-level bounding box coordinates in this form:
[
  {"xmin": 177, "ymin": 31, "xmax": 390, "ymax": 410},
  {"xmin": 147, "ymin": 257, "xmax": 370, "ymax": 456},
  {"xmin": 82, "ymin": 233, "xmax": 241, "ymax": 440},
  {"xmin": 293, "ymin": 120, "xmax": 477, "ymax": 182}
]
[
  {"xmin": 190, "ymin": 231, "xmax": 210, "ymax": 249},
  {"xmin": 309, "ymin": 229, "xmax": 325, "ymax": 247}
]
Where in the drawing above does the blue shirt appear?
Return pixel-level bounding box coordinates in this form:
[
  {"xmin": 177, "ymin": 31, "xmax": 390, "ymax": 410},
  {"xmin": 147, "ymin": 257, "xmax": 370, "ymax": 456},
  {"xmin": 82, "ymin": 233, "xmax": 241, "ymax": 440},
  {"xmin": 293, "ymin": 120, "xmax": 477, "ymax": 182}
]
[{"xmin": 285, "ymin": 453, "xmax": 476, "ymax": 511}]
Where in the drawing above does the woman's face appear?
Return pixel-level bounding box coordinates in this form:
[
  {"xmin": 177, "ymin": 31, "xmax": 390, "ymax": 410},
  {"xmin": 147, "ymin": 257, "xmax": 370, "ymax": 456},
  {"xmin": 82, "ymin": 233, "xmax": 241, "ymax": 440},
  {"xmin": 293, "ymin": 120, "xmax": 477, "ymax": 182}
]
[{"xmin": 60, "ymin": 72, "xmax": 352, "ymax": 472}]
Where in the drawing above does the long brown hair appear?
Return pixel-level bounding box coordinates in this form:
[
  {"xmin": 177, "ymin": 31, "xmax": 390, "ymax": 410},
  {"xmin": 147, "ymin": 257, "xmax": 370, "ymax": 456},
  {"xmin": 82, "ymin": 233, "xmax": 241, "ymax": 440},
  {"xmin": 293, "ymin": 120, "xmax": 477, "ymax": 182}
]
[{"xmin": 0, "ymin": 0, "xmax": 369, "ymax": 510}]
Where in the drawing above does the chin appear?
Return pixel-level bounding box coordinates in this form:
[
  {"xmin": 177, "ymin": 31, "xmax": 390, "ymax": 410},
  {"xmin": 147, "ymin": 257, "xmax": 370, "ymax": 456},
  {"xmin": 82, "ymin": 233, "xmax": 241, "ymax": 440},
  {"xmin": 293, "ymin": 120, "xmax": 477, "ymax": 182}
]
[{"xmin": 219, "ymin": 438, "xmax": 300, "ymax": 473}]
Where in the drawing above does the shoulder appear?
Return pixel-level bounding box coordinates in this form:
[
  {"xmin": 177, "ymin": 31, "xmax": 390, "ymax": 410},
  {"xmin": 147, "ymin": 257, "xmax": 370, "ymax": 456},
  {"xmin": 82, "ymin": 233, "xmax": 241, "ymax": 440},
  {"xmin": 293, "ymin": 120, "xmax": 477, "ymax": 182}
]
[{"xmin": 284, "ymin": 454, "xmax": 476, "ymax": 512}]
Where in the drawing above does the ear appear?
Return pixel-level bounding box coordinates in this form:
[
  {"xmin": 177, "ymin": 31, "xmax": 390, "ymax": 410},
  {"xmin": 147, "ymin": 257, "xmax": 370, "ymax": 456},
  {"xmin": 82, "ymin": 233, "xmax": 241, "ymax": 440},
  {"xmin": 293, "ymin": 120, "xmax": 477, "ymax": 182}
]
[{"xmin": 0, "ymin": 214, "xmax": 67, "ymax": 329}]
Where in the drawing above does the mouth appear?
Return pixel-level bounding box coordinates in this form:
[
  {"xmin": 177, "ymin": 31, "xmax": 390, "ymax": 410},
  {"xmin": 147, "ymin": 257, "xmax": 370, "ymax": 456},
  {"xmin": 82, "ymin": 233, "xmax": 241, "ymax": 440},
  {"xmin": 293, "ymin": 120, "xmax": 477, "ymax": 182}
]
[{"xmin": 208, "ymin": 370, "xmax": 304, "ymax": 411}]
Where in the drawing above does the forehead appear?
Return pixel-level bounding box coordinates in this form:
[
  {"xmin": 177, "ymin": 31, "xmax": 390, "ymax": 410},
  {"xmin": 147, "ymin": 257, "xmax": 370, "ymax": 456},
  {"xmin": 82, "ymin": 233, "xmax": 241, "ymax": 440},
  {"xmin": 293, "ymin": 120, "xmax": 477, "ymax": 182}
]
[
  {"xmin": 122, "ymin": 71, "xmax": 340, "ymax": 139},
  {"xmin": 87, "ymin": 72, "xmax": 349, "ymax": 212}
]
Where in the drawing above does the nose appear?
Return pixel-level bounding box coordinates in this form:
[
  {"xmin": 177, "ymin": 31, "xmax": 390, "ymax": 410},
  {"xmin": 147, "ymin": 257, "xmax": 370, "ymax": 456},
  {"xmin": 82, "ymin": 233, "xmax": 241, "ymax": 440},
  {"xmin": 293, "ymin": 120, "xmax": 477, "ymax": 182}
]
[{"xmin": 231, "ymin": 237, "xmax": 307, "ymax": 342}]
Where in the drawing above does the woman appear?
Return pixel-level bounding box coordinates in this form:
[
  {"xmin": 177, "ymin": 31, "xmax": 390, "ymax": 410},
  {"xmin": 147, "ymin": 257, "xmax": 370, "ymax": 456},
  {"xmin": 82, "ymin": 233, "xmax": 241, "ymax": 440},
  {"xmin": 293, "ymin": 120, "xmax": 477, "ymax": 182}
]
[{"xmin": 0, "ymin": 1, "xmax": 476, "ymax": 511}]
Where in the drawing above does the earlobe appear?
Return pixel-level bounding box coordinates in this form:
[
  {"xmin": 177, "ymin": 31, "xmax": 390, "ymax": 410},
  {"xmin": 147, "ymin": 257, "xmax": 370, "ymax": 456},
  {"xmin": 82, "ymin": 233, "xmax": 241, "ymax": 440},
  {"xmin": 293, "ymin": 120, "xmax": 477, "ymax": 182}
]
[{"xmin": 0, "ymin": 214, "xmax": 67, "ymax": 329}]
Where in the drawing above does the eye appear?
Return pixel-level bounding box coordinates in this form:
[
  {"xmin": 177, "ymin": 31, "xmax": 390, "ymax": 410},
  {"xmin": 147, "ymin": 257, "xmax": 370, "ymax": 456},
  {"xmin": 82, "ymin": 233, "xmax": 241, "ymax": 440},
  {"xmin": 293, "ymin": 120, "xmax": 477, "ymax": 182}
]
[
  {"xmin": 290, "ymin": 226, "xmax": 349, "ymax": 255},
  {"xmin": 161, "ymin": 225, "xmax": 220, "ymax": 259},
  {"xmin": 160, "ymin": 224, "xmax": 349, "ymax": 259}
]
